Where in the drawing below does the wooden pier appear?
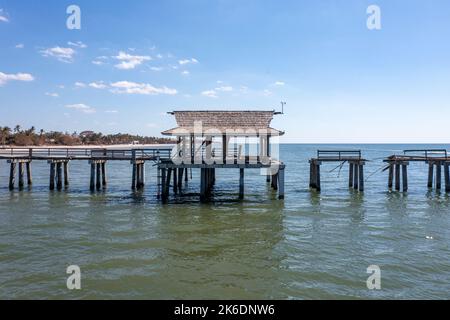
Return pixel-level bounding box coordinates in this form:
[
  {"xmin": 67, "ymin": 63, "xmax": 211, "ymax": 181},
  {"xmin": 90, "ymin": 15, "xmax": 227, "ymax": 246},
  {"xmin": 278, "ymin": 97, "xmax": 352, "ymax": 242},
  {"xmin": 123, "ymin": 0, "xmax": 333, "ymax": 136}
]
[
  {"xmin": 0, "ymin": 110, "xmax": 287, "ymax": 202},
  {"xmin": 1, "ymin": 147, "xmax": 172, "ymax": 193},
  {"xmin": 309, "ymin": 150, "xmax": 366, "ymax": 192},
  {"xmin": 383, "ymin": 149, "xmax": 450, "ymax": 192}
]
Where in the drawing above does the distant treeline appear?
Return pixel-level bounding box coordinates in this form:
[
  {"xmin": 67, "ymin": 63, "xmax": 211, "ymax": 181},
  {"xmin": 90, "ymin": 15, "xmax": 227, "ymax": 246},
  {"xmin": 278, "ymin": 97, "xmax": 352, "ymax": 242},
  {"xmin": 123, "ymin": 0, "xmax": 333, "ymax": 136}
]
[{"xmin": 0, "ymin": 126, "xmax": 174, "ymax": 146}]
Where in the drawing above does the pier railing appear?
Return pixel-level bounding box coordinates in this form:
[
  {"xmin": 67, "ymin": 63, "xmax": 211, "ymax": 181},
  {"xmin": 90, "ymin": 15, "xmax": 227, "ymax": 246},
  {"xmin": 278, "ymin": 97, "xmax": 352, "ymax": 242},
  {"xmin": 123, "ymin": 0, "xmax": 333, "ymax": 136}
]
[
  {"xmin": 317, "ymin": 150, "xmax": 362, "ymax": 160},
  {"xmin": 403, "ymin": 149, "xmax": 448, "ymax": 160},
  {"xmin": 0, "ymin": 147, "xmax": 173, "ymax": 161}
]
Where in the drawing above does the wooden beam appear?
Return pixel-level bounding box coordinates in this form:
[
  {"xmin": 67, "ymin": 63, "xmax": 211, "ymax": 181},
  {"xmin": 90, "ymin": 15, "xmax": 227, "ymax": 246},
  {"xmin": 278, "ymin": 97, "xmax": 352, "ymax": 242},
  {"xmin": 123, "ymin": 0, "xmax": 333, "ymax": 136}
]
[
  {"xmin": 18, "ymin": 162, "xmax": 24, "ymax": 189},
  {"xmin": 349, "ymin": 163, "xmax": 354, "ymax": 188},
  {"xmin": 50, "ymin": 162, "xmax": 56, "ymax": 191},
  {"xmin": 359, "ymin": 164, "xmax": 364, "ymax": 192},
  {"xmin": 64, "ymin": 162, "xmax": 69, "ymax": 187},
  {"xmin": 239, "ymin": 168, "xmax": 244, "ymax": 200},
  {"xmin": 388, "ymin": 164, "xmax": 393, "ymax": 189},
  {"xmin": 353, "ymin": 163, "xmax": 359, "ymax": 190},
  {"xmin": 131, "ymin": 163, "xmax": 137, "ymax": 190},
  {"xmin": 26, "ymin": 162, "xmax": 32, "ymax": 186},
  {"xmin": 395, "ymin": 164, "xmax": 401, "ymax": 191},
  {"xmin": 436, "ymin": 162, "xmax": 442, "ymax": 190},
  {"xmin": 316, "ymin": 164, "xmax": 321, "ymax": 192},
  {"xmin": 427, "ymin": 163, "xmax": 434, "ymax": 188},
  {"xmin": 9, "ymin": 162, "xmax": 16, "ymax": 190},
  {"xmin": 444, "ymin": 163, "xmax": 450, "ymax": 193},
  {"xmin": 101, "ymin": 162, "xmax": 107, "ymax": 186},
  {"xmin": 96, "ymin": 163, "xmax": 101, "ymax": 190},
  {"xmin": 278, "ymin": 167, "xmax": 285, "ymax": 200},
  {"xmin": 402, "ymin": 164, "xmax": 408, "ymax": 192},
  {"xmin": 56, "ymin": 162, "xmax": 63, "ymax": 190}
]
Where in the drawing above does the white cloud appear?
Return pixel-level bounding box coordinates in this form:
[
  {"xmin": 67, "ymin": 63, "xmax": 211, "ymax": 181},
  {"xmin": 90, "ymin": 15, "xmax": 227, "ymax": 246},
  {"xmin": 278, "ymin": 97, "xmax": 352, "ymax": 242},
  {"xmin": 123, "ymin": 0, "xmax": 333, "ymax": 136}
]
[
  {"xmin": 113, "ymin": 51, "xmax": 151, "ymax": 70},
  {"xmin": 89, "ymin": 81, "xmax": 107, "ymax": 89},
  {"xmin": 65, "ymin": 104, "xmax": 96, "ymax": 114},
  {"xmin": 156, "ymin": 54, "xmax": 163, "ymax": 59},
  {"xmin": 179, "ymin": 58, "xmax": 198, "ymax": 65},
  {"xmin": 92, "ymin": 60, "xmax": 104, "ymax": 65},
  {"xmin": 215, "ymin": 86, "xmax": 233, "ymax": 92},
  {"xmin": 181, "ymin": 70, "xmax": 190, "ymax": 75},
  {"xmin": 201, "ymin": 90, "xmax": 218, "ymax": 98},
  {"xmin": 75, "ymin": 82, "xmax": 86, "ymax": 88},
  {"xmin": 263, "ymin": 89, "xmax": 273, "ymax": 96},
  {"xmin": 15, "ymin": 44, "xmax": 24, "ymax": 49},
  {"xmin": 110, "ymin": 81, "xmax": 177, "ymax": 95},
  {"xmin": 0, "ymin": 9, "xmax": 9, "ymax": 22},
  {"xmin": 0, "ymin": 72, "xmax": 34, "ymax": 86},
  {"xmin": 105, "ymin": 110, "xmax": 118, "ymax": 114},
  {"xmin": 68, "ymin": 41, "xmax": 87, "ymax": 48},
  {"xmin": 41, "ymin": 46, "xmax": 76, "ymax": 63},
  {"xmin": 150, "ymin": 66, "xmax": 163, "ymax": 71},
  {"xmin": 273, "ymin": 81, "xmax": 285, "ymax": 86},
  {"xmin": 45, "ymin": 92, "xmax": 59, "ymax": 97}
]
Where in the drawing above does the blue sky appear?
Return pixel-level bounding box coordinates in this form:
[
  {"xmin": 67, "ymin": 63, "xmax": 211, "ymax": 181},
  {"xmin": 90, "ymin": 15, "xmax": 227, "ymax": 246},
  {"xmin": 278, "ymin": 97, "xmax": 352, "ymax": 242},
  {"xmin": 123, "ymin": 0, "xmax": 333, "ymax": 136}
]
[{"xmin": 1, "ymin": 0, "xmax": 450, "ymax": 143}]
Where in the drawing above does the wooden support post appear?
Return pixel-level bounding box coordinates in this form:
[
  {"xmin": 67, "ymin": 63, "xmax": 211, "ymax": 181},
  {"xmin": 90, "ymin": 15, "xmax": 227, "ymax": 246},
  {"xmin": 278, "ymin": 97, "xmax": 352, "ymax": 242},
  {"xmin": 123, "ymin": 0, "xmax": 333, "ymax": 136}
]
[
  {"xmin": 200, "ymin": 168, "xmax": 207, "ymax": 202},
  {"xmin": 222, "ymin": 135, "xmax": 227, "ymax": 164},
  {"xmin": 96, "ymin": 163, "xmax": 101, "ymax": 190},
  {"xmin": 436, "ymin": 162, "xmax": 442, "ymax": 190},
  {"xmin": 173, "ymin": 167, "xmax": 178, "ymax": 193},
  {"xmin": 141, "ymin": 163, "xmax": 145, "ymax": 187},
  {"xmin": 185, "ymin": 168, "xmax": 189, "ymax": 182},
  {"xmin": 63, "ymin": 162, "xmax": 69, "ymax": 187},
  {"xmin": 26, "ymin": 162, "xmax": 32, "ymax": 186},
  {"xmin": 166, "ymin": 168, "xmax": 172, "ymax": 197},
  {"xmin": 161, "ymin": 168, "xmax": 167, "ymax": 202},
  {"xmin": 444, "ymin": 163, "xmax": 450, "ymax": 193},
  {"xmin": 90, "ymin": 163, "xmax": 95, "ymax": 191},
  {"xmin": 316, "ymin": 163, "xmax": 321, "ymax": 192},
  {"xmin": 388, "ymin": 163, "xmax": 394, "ymax": 189},
  {"xmin": 101, "ymin": 162, "xmax": 107, "ymax": 186},
  {"xmin": 157, "ymin": 167, "xmax": 162, "ymax": 199},
  {"xmin": 56, "ymin": 162, "xmax": 63, "ymax": 190},
  {"xmin": 50, "ymin": 162, "xmax": 56, "ymax": 191},
  {"xmin": 359, "ymin": 164, "xmax": 364, "ymax": 192},
  {"xmin": 349, "ymin": 163, "xmax": 354, "ymax": 188},
  {"xmin": 271, "ymin": 172, "xmax": 278, "ymax": 190},
  {"xmin": 18, "ymin": 162, "xmax": 24, "ymax": 189},
  {"xmin": 239, "ymin": 168, "xmax": 244, "ymax": 200},
  {"xmin": 131, "ymin": 163, "xmax": 137, "ymax": 190},
  {"xmin": 9, "ymin": 162, "xmax": 16, "ymax": 190},
  {"xmin": 402, "ymin": 164, "xmax": 408, "ymax": 192},
  {"xmin": 427, "ymin": 163, "xmax": 434, "ymax": 188},
  {"xmin": 178, "ymin": 168, "xmax": 183, "ymax": 190},
  {"xmin": 309, "ymin": 162, "xmax": 314, "ymax": 188},
  {"xmin": 395, "ymin": 164, "xmax": 401, "ymax": 191},
  {"xmin": 353, "ymin": 164, "xmax": 359, "ymax": 190},
  {"xmin": 278, "ymin": 167, "xmax": 285, "ymax": 200}
]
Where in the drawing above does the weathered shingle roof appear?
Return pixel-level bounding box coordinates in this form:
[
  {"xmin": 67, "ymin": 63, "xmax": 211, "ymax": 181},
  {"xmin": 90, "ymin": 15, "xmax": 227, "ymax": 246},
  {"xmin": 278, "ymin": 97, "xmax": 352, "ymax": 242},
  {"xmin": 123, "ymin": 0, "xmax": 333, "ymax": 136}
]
[{"xmin": 162, "ymin": 110, "xmax": 284, "ymax": 136}]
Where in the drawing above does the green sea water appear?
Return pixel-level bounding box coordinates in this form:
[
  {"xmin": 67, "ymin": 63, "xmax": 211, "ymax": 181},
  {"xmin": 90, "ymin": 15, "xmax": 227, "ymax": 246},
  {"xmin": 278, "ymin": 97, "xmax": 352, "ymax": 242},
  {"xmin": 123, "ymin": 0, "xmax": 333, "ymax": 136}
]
[{"xmin": 1, "ymin": 144, "xmax": 449, "ymax": 299}]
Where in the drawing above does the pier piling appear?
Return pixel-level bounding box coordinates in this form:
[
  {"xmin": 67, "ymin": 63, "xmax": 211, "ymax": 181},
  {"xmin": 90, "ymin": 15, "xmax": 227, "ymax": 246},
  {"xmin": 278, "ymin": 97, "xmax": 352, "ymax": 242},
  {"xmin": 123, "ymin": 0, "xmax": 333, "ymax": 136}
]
[
  {"xmin": 239, "ymin": 168, "xmax": 244, "ymax": 199},
  {"xmin": 18, "ymin": 162, "xmax": 24, "ymax": 189},
  {"xmin": 444, "ymin": 163, "xmax": 450, "ymax": 192},
  {"xmin": 49, "ymin": 162, "xmax": 56, "ymax": 191},
  {"xmin": 436, "ymin": 162, "xmax": 442, "ymax": 190},
  {"xmin": 9, "ymin": 162, "xmax": 16, "ymax": 190},
  {"xmin": 278, "ymin": 166, "xmax": 285, "ymax": 199},
  {"xmin": 56, "ymin": 162, "xmax": 63, "ymax": 190}
]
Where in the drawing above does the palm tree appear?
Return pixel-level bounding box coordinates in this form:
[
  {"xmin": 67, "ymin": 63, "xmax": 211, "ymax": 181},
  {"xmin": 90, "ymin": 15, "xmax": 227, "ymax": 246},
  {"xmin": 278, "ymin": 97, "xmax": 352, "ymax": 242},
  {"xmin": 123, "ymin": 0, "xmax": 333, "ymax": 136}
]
[
  {"xmin": 14, "ymin": 125, "xmax": 21, "ymax": 134},
  {"xmin": 1, "ymin": 127, "xmax": 11, "ymax": 146}
]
